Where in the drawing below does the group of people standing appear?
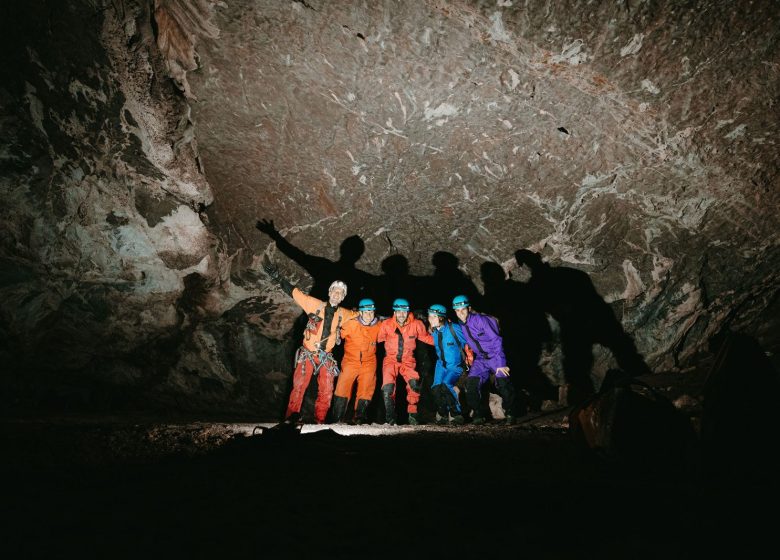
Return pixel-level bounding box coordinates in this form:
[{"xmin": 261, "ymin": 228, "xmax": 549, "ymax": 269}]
[
  {"xmin": 256, "ymin": 218, "xmax": 654, "ymax": 425},
  {"xmin": 264, "ymin": 262, "xmax": 516, "ymax": 426}
]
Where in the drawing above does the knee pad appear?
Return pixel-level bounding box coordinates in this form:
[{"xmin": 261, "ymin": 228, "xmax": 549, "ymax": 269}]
[{"xmin": 408, "ymin": 378, "xmax": 421, "ymax": 393}]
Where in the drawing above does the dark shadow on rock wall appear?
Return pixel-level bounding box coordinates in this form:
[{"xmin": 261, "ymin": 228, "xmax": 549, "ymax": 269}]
[
  {"xmin": 257, "ymin": 219, "xmax": 378, "ymax": 420},
  {"xmin": 481, "ymin": 261, "xmax": 556, "ymax": 414},
  {"xmin": 701, "ymin": 330, "xmax": 779, "ymax": 484},
  {"xmin": 256, "ymin": 218, "xmax": 373, "ymax": 308},
  {"xmin": 515, "ymin": 250, "xmax": 652, "ymax": 405}
]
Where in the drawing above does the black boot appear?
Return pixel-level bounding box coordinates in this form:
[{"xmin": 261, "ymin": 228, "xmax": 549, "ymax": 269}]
[
  {"xmin": 432, "ymin": 384, "xmax": 449, "ymax": 423},
  {"xmin": 331, "ymin": 396, "xmax": 348, "ymax": 423},
  {"xmin": 495, "ymin": 376, "xmax": 517, "ymax": 423},
  {"xmin": 443, "ymin": 386, "xmax": 463, "ymax": 423},
  {"xmin": 466, "ymin": 377, "xmax": 483, "ymax": 423},
  {"xmin": 382, "ymin": 383, "xmax": 396, "ymax": 425},
  {"xmin": 354, "ymin": 399, "xmax": 371, "ymax": 425}
]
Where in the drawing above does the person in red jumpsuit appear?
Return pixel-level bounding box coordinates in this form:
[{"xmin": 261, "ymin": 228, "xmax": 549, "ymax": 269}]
[
  {"xmin": 264, "ymin": 262, "xmax": 357, "ymax": 424},
  {"xmin": 377, "ymin": 298, "xmax": 433, "ymax": 425}
]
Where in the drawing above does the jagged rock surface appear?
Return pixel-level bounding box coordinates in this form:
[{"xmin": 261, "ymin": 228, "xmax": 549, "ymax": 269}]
[{"xmin": 0, "ymin": 0, "xmax": 777, "ymax": 417}]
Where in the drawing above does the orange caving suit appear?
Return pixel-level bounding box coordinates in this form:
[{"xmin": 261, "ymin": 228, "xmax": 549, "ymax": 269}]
[
  {"xmin": 286, "ymin": 288, "xmax": 358, "ymax": 423},
  {"xmin": 334, "ymin": 316, "xmax": 381, "ymax": 411},
  {"xmin": 377, "ymin": 313, "xmax": 433, "ymax": 420}
]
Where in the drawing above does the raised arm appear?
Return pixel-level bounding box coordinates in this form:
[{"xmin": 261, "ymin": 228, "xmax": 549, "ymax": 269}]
[
  {"xmin": 263, "ymin": 262, "xmax": 295, "ymax": 296},
  {"xmin": 257, "ymin": 218, "xmax": 330, "ymax": 276}
]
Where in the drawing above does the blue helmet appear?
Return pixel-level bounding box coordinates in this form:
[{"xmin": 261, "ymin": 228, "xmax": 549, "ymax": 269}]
[
  {"xmin": 452, "ymin": 295, "xmax": 470, "ymax": 309},
  {"xmin": 392, "ymin": 298, "xmax": 410, "ymax": 311},
  {"xmin": 427, "ymin": 304, "xmax": 447, "ymax": 317},
  {"xmin": 358, "ymin": 298, "xmax": 375, "ymax": 311}
]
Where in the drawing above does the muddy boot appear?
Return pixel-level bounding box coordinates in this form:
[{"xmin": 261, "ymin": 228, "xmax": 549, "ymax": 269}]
[
  {"xmin": 330, "ymin": 396, "xmax": 348, "ymax": 423},
  {"xmin": 354, "ymin": 399, "xmax": 371, "ymax": 425},
  {"xmin": 436, "ymin": 414, "xmax": 449, "ymax": 425},
  {"xmin": 451, "ymin": 414, "xmax": 465, "ymax": 425},
  {"xmin": 408, "ymin": 412, "xmax": 420, "ymax": 426},
  {"xmin": 382, "ymin": 383, "xmax": 396, "ymax": 425}
]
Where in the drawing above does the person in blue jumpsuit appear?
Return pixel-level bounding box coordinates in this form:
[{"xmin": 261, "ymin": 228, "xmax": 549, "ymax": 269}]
[{"xmin": 427, "ymin": 304, "xmax": 469, "ymax": 425}]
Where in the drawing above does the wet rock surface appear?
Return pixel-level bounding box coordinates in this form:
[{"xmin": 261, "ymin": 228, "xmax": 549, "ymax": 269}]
[{"xmin": 0, "ymin": 1, "xmax": 778, "ymax": 417}]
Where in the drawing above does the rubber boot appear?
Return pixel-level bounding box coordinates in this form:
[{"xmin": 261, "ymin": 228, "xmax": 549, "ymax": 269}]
[
  {"xmin": 443, "ymin": 387, "xmax": 464, "ymax": 425},
  {"xmin": 408, "ymin": 413, "xmax": 420, "ymax": 426},
  {"xmin": 432, "ymin": 385, "xmax": 449, "ymax": 424},
  {"xmin": 466, "ymin": 377, "xmax": 484, "ymax": 424},
  {"xmin": 382, "ymin": 383, "xmax": 396, "ymax": 425},
  {"xmin": 496, "ymin": 376, "xmax": 516, "ymax": 423},
  {"xmin": 331, "ymin": 395, "xmax": 348, "ymax": 424},
  {"xmin": 354, "ymin": 399, "xmax": 371, "ymax": 425}
]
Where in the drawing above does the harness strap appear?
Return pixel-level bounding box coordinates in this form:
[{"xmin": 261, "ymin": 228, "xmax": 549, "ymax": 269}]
[
  {"xmin": 446, "ymin": 321, "xmax": 470, "ymax": 367},
  {"xmin": 462, "ymin": 319, "xmax": 490, "ymax": 360},
  {"xmin": 436, "ymin": 329, "xmax": 447, "ymax": 368}
]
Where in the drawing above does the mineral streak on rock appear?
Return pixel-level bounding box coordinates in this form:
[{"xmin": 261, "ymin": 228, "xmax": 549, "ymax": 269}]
[{"xmin": 0, "ymin": 0, "xmax": 777, "ymax": 417}]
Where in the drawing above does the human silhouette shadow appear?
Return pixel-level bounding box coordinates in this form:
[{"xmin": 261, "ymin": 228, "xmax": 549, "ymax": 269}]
[
  {"xmin": 257, "ymin": 219, "xmax": 378, "ymax": 421},
  {"xmin": 427, "ymin": 251, "xmax": 482, "ymax": 315},
  {"xmin": 514, "ymin": 250, "xmax": 652, "ymax": 404},
  {"xmin": 701, "ymin": 330, "xmax": 779, "ymax": 483},
  {"xmin": 480, "ymin": 261, "xmax": 556, "ymax": 413},
  {"xmin": 256, "ymin": 219, "xmax": 373, "ymax": 309}
]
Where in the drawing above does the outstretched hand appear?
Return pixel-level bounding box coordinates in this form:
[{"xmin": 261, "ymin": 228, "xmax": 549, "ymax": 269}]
[
  {"xmin": 263, "ymin": 261, "xmax": 280, "ymax": 279},
  {"xmin": 256, "ymin": 218, "xmax": 278, "ymax": 236}
]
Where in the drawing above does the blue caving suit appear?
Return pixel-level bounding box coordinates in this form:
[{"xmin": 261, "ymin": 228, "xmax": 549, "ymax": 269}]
[{"xmin": 431, "ymin": 321, "xmax": 468, "ymax": 417}]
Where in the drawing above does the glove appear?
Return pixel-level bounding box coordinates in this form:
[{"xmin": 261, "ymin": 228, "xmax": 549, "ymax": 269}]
[
  {"xmin": 263, "ymin": 262, "xmax": 294, "ymax": 296},
  {"xmin": 263, "ymin": 262, "xmax": 281, "ymax": 281}
]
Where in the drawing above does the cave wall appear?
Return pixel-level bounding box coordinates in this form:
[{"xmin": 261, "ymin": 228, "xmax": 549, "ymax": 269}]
[{"xmin": 0, "ymin": 0, "xmax": 777, "ymax": 417}]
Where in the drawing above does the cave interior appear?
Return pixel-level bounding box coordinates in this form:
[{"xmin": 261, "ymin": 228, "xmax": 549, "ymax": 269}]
[{"xmin": 1, "ymin": 0, "xmax": 779, "ymax": 556}]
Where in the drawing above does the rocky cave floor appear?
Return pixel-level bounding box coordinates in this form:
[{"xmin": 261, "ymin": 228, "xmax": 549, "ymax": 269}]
[{"xmin": 1, "ymin": 381, "xmax": 776, "ymax": 560}]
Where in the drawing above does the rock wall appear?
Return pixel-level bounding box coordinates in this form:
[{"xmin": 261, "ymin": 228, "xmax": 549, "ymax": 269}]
[{"xmin": 0, "ymin": 0, "xmax": 777, "ymax": 417}]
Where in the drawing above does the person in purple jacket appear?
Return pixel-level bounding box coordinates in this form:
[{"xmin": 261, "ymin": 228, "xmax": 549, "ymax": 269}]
[{"xmin": 452, "ymin": 295, "xmax": 517, "ymax": 424}]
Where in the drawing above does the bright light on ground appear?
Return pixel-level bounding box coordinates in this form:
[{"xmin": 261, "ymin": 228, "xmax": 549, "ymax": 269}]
[{"xmin": 225, "ymin": 422, "xmax": 496, "ymax": 437}]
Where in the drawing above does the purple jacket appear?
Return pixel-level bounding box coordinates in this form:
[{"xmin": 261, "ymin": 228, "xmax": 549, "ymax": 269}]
[{"xmin": 458, "ymin": 312, "xmax": 507, "ymax": 368}]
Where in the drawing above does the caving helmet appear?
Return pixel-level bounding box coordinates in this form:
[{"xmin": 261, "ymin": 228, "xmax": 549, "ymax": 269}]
[
  {"xmin": 358, "ymin": 298, "xmax": 376, "ymax": 311},
  {"xmin": 427, "ymin": 304, "xmax": 447, "ymax": 317},
  {"xmin": 392, "ymin": 298, "xmax": 410, "ymax": 311},
  {"xmin": 452, "ymin": 295, "xmax": 470, "ymax": 309}
]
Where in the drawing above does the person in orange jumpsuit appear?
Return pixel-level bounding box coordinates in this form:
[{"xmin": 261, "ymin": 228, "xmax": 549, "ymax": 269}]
[
  {"xmin": 377, "ymin": 298, "xmax": 434, "ymax": 425},
  {"xmin": 264, "ymin": 262, "xmax": 357, "ymax": 424},
  {"xmin": 331, "ymin": 298, "xmax": 381, "ymax": 424}
]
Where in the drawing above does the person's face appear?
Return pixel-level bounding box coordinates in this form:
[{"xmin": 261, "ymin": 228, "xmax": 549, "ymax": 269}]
[
  {"xmin": 428, "ymin": 314, "xmax": 442, "ymax": 328},
  {"xmin": 394, "ymin": 310, "xmax": 408, "ymax": 324},
  {"xmin": 455, "ymin": 306, "xmax": 469, "ymax": 322},
  {"xmin": 360, "ymin": 309, "xmax": 375, "ymax": 322},
  {"xmin": 329, "ymin": 287, "xmax": 346, "ymax": 306}
]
